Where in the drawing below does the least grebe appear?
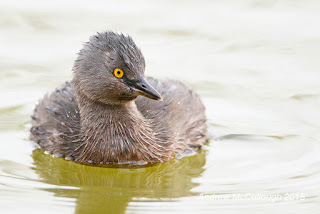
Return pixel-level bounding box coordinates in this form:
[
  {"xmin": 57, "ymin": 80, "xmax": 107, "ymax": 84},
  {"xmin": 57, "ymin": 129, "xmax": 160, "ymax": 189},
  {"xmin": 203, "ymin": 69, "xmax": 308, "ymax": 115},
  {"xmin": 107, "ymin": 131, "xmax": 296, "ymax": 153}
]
[{"xmin": 30, "ymin": 31, "xmax": 207, "ymax": 166}]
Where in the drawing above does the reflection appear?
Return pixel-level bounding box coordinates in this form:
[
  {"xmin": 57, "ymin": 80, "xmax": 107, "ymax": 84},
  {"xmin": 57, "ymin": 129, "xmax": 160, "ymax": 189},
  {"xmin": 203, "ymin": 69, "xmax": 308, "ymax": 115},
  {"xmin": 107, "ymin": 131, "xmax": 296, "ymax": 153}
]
[{"xmin": 32, "ymin": 148, "xmax": 207, "ymax": 214}]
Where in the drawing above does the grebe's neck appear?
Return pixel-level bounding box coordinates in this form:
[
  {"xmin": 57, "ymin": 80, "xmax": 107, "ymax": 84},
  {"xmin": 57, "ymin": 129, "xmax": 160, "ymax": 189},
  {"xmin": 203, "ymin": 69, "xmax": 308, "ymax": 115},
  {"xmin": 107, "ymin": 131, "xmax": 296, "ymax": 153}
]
[{"xmin": 75, "ymin": 95, "xmax": 172, "ymax": 164}]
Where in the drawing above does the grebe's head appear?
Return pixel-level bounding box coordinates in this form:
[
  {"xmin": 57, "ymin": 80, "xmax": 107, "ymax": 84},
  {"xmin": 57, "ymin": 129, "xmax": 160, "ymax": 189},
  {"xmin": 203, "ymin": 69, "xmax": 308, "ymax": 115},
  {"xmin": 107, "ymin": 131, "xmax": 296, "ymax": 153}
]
[{"xmin": 72, "ymin": 31, "xmax": 162, "ymax": 105}]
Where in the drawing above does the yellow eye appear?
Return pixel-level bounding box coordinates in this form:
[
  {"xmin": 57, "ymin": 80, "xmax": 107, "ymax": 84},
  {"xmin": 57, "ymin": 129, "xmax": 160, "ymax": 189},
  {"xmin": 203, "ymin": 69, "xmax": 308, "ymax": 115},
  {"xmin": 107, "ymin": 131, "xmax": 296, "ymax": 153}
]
[{"xmin": 114, "ymin": 68, "xmax": 124, "ymax": 78}]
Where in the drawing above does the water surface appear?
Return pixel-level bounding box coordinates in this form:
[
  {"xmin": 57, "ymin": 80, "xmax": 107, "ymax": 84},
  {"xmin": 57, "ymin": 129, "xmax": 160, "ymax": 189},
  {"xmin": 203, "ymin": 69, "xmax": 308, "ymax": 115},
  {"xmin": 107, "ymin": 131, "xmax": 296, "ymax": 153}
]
[{"xmin": 1, "ymin": 0, "xmax": 320, "ymax": 213}]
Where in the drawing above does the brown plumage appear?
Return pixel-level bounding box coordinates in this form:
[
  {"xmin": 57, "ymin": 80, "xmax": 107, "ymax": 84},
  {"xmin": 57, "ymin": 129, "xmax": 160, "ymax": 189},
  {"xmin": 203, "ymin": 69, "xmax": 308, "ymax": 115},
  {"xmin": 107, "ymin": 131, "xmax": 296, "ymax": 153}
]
[{"xmin": 30, "ymin": 31, "xmax": 207, "ymax": 166}]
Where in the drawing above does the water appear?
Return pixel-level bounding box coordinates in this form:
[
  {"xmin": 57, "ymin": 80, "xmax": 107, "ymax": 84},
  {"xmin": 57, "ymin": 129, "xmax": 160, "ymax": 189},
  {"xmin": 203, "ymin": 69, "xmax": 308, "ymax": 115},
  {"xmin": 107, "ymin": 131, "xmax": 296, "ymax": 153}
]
[{"xmin": 1, "ymin": 0, "xmax": 320, "ymax": 213}]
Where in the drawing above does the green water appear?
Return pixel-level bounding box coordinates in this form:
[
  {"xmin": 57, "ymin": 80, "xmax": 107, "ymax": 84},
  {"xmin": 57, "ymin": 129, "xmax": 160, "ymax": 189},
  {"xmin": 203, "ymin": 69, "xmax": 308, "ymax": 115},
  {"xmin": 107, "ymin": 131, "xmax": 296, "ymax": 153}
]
[
  {"xmin": 1, "ymin": 0, "xmax": 320, "ymax": 213},
  {"xmin": 31, "ymin": 149, "xmax": 206, "ymax": 213}
]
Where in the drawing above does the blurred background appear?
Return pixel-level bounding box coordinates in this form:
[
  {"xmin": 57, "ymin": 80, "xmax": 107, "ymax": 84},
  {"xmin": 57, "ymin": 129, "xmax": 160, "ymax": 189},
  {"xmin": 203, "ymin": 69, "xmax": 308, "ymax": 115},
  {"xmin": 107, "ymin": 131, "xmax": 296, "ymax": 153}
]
[{"xmin": 1, "ymin": 0, "xmax": 320, "ymax": 213}]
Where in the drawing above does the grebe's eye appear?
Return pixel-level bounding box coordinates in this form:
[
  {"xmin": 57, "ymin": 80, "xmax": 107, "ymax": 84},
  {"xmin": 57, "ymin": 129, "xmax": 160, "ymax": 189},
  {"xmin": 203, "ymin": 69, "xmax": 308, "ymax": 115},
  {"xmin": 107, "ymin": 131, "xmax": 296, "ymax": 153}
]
[{"xmin": 114, "ymin": 68, "xmax": 124, "ymax": 78}]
